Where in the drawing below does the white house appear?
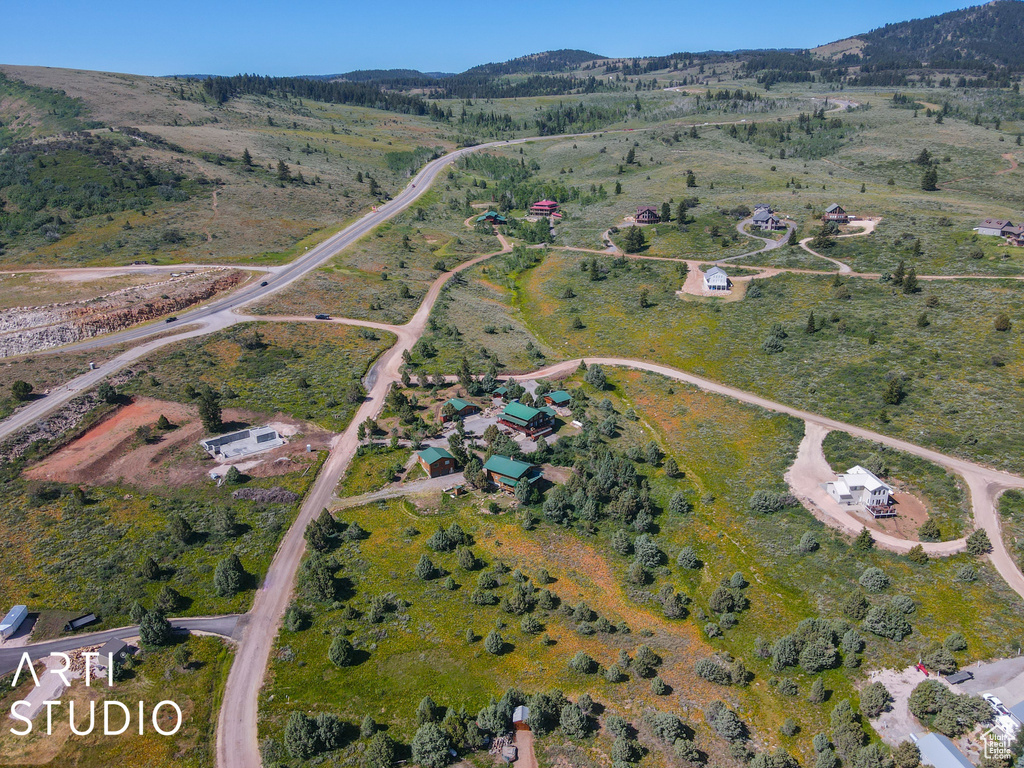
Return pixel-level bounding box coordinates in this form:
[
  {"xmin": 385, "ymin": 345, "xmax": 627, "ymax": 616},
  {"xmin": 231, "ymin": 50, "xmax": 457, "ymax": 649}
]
[
  {"xmin": 976, "ymin": 218, "xmax": 1014, "ymax": 237},
  {"xmin": 826, "ymin": 465, "xmax": 893, "ymax": 516},
  {"xmin": 703, "ymin": 266, "xmax": 730, "ymax": 292},
  {"xmin": 911, "ymin": 733, "xmax": 974, "ymax": 768}
]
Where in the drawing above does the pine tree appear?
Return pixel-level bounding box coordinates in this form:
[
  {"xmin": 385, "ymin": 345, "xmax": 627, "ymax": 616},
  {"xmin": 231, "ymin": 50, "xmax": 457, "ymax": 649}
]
[
  {"xmin": 197, "ymin": 387, "xmax": 222, "ymax": 432},
  {"xmin": 902, "ymin": 266, "xmax": 918, "ymax": 294},
  {"xmin": 853, "ymin": 528, "xmax": 874, "ymax": 550},
  {"xmin": 806, "ymin": 311, "xmax": 816, "ymax": 334},
  {"xmin": 277, "ymin": 160, "xmax": 291, "ymax": 182},
  {"xmin": 921, "ymin": 167, "xmax": 938, "ymax": 191},
  {"xmin": 241, "ymin": 148, "xmax": 252, "ymax": 166},
  {"xmin": 892, "ymin": 259, "xmax": 906, "ymax": 287}
]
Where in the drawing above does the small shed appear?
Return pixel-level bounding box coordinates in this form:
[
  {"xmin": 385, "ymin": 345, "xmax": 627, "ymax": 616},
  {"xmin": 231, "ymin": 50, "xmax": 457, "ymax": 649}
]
[
  {"xmin": 0, "ymin": 605, "xmax": 28, "ymax": 640},
  {"xmin": 65, "ymin": 613, "xmax": 98, "ymax": 632},
  {"xmin": 943, "ymin": 670, "xmax": 973, "ymax": 685},
  {"xmin": 512, "ymin": 705, "xmax": 531, "ymax": 731},
  {"xmin": 97, "ymin": 639, "xmax": 131, "ymax": 666}
]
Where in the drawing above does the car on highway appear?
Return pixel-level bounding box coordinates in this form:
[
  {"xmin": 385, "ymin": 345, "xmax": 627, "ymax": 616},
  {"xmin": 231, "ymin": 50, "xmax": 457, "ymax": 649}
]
[
  {"xmin": 165, "ymin": 316, "xmax": 177, "ymax": 323},
  {"xmin": 314, "ymin": 313, "xmax": 331, "ymax": 320},
  {"xmin": 260, "ymin": 281, "xmax": 268, "ymax": 287}
]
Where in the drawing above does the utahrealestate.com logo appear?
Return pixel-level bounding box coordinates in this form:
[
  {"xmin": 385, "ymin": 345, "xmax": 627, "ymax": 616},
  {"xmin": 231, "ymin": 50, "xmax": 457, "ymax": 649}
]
[
  {"xmin": 982, "ymin": 728, "xmax": 1014, "ymax": 761},
  {"xmin": 7, "ymin": 652, "xmax": 182, "ymax": 737}
]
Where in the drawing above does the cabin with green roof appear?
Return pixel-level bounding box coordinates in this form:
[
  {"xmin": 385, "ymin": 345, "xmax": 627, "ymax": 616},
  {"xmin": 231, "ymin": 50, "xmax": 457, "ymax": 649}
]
[
  {"xmin": 418, "ymin": 446, "xmax": 458, "ymax": 478},
  {"xmin": 543, "ymin": 390, "xmax": 571, "ymax": 407},
  {"xmin": 483, "ymin": 455, "xmax": 539, "ymax": 491},
  {"xmin": 499, "ymin": 401, "xmax": 554, "ymax": 437},
  {"xmin": 441, "ymin": 397, "xmax": 479, "ymax": 423},
  {"xmin": 476, "ymin": 211, "xmax": 507, "ymax": 225},
  {"xmin": 492, "ymin": 385, "xmax": 509, "ymax": 401}
]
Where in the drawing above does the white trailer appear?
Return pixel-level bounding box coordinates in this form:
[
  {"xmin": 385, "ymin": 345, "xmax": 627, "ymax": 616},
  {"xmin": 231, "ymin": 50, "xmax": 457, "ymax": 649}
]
[{"xmin": 0, "ymin": 604, "xmax": 28, "ymax": 640}]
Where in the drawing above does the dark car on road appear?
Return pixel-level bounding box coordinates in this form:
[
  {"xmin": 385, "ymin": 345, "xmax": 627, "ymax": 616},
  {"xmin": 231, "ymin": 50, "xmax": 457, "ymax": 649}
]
[
  {"xmin": 260, "ymin": 281, "xmax": 268, "ymax": 286},
  {"xmin": 165, "ymin": 316, "xmax": 177, "ymax": 323},
  {"xmin": 314, "ymin": 313, "xmax": 330, "ymax": 320}
]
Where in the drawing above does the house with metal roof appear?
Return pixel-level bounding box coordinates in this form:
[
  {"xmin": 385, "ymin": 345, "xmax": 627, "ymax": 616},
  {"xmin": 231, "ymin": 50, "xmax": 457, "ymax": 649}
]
[
  {"xmin": 96, "ymin": 639, "xmax": 132, "ymax": 668},
  {"xmin": 529, "ymin": 200, "xmax": 560, "ymax": 215},
  {"xmin": 826, "ymin": 465, "xmax": 893, "ymax": 517},
  {"xmin": 418, "ymin": 447, "xmax": 458, "ymax": 478},
  {"xmin": 441, "ymin": 397, "xmax": 479, "ymax": 423},
  {"xmin": 911, "ymin": 733, "xmax": 973, "ymax": 768},
  {"xmin": 823, "ymin": 203, "xmax": 851, "ymax": 223},
  {"xmin": 0, "ymin": 605, "xmax": 28, "ymax": 640},
  {"xmin": 703, "ymin": 266, "xmax": 730, "ymax": 292},
  {"xmin": 499, "ymin": 401, "xmax": 554, "ymax": 437},
  {"xmin": 492, "ymin": 385, "xmax": 509, "ymax": 400},
  {"xmin": 484, "ymin": 455, "xmax": 539, "ymax": 491},
  {"xmin": 543, "ymin": 390, "xmax": 572, "ymax": 408},
  {"xmin": 477, "ymin": 211, "xmax": 507, "ymax": 225},
  {"xmin": 513, "ymin": 705, "xmax": 531, "ymax": 731}
]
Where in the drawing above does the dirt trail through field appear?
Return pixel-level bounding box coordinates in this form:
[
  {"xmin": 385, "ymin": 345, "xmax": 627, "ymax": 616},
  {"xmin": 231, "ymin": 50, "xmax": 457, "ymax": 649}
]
[
  {"xmin": 997, "ymin": 153, "xmax": 1019, "ymax": 175},
  {"xmin": 798, "ymin": 218, "xmax": 879, "ymax": 272}
]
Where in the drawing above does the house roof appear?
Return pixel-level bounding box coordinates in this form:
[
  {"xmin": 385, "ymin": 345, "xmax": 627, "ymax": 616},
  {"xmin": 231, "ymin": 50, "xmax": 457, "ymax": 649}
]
[
  {"xmin": 705, "ymin": 266, "xmax": 727, "ymax": 279},
  {"xmin": 1005, "ymin": 226, "xmax": 1024, "ymax": 236},
  {"xmin": 502, "ymin": 401, "xmax": 546, "ymax": 426},
  {"xmin": 446, "ymin": 398, "xmax": 473, "ymax": 412},
  {"xmin": 545, "ymin": 390, "xmax": 571, "ymax": 405},
  {"xmin": 476, "ymin": 211, "xmax": 507, "ymax": 222},
  {"xmin": 513, "ymin": 705, "xmax": 530, "ymax": 723},
  {"xmin": 752, "ymin": 209, "xmax": 774, "ymax": 222},
  {"xmin": 419, "ymin": 446, "xmax": 455, "ymax": 465},
  {"xmin": 754, "ymin": 203, "xmax": 772, "ymax": 210},
  {"xmin": 484, "ymin": 455, "xmax": 536, "ymax": 480},
  {"xmin": 980, "ymin": 218, "xmax": 1013, "ymax": 229},
  {"xmin": 97, "ymin": 639, "xmax": 129, "ymax": 659},
  {"xmin": 825, "ymin": 203, "xmax": 845, "ymax": 213},
  {"xmin": 637, "ymin": 205, "xmax": 658, "ymax": 214},
  {"xmin": 845, "ymin": 465, "xmax": 889, "ymax": 492},
  {"xmin": 913, "ymin": 733, "xmax": 973, "ymax": 768},
  {"xmin": 492, "ymin": 385, "xmax": 508, "ymax": 396}
]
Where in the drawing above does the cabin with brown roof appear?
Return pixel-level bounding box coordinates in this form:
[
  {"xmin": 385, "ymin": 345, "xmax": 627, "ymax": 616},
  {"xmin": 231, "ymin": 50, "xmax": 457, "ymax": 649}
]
[{"xmin": 636, "ymin": 205, "xmax": 660, "ymax": 224}]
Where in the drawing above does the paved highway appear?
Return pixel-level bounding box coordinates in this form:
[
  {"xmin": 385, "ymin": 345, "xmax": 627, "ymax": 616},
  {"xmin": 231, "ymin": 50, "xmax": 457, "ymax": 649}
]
[{"xmin": 0, "ymin": 615, "xmax": 241, "ymax": 676}]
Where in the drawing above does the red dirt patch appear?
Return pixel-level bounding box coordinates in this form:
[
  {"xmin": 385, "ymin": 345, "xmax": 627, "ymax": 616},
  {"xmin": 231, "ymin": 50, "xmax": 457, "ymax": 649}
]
[
  {"xmin": 854, "ymin": 490, "xmax": 930, "ymax": 540},
  {"xmin": 25, "ymin": 397, "xmax": 333, "ymax": 488}
]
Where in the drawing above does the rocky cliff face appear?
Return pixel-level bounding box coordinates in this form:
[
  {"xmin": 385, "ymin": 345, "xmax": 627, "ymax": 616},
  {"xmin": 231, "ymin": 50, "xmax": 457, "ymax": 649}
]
[{"xmin": 0, "ymin": 269, "xmax": 245, "ymax": 357}]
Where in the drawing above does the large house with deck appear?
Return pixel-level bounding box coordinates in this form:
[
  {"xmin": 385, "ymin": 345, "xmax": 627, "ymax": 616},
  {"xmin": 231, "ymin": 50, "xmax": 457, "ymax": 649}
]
[
  {"xmin": 822, "ymin": 204, "xmax": 850, "ymax": 224},
  {"xmin": 752, "ymin": 207, "xmax": 783, "ymax": 231},
  {"xmin": 826, "ymin": 465, "xmax": 894, "ymax": 517},
  {"xmin": 498, "ymin": 401, "xmax": 555, "ymax": 437},
  {"xmin": 529, "ymin": 200, "xmax": 560, "ymax": 216},
  {"xmin": 636, "ymin": 205, "xmax": 660, "ymax": 224},
  {"xmin": 703, "ymin": 266, "xmax": 730, "ymax": 292},
  {"xmin": 483, "ymin": 455, "xmax": 540, "ymax": 492}
]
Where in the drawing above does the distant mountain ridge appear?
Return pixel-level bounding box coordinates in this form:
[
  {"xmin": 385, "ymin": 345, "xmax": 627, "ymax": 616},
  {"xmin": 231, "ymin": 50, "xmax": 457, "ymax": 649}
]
[
  {"xmin": 462, "ymin": 49, "xmax": 604, "ymax": 76},
  {"xmin": 837, "ymin": 0, "xmax": 1024, "ymax": 70}
]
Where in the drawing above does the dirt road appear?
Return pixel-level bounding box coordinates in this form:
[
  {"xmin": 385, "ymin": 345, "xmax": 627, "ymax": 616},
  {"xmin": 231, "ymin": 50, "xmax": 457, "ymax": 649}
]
[
  {"xmin": 214, "ymin": 249, "xmax": 499, "ymax": 768},
  {"xmin": 798, "ymin": 219, "xmax": 879, "ymax": 272}
]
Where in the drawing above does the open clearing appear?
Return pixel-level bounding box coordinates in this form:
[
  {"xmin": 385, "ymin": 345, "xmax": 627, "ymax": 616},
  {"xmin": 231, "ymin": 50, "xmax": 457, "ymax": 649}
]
[{"xmin": 24, "ymin": 396, "xmax": 332, "ymax": 488}]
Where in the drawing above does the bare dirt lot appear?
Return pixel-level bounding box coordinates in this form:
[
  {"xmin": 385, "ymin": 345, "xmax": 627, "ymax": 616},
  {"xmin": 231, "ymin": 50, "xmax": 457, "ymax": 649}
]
[
  {"xmin": 856, "ymin": 491, "xmax": 930, "ymax": 539},
  {"xmin": 24, "ymin": 397, "xmax": 333, "ymax": 488}
]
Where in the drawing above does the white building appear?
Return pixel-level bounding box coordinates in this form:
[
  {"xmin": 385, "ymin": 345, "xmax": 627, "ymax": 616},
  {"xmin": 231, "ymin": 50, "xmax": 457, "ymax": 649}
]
[
  {"xmin": 200, "ymin": 426, "xmax": 285, "ymax": 459},
  {"xmin": 703, "ymin": 266, "xmax": 730, "ymax": 292},
  {"xmin": 0, "ymin": 605, "xmax": 28, "ymax": 640},
  {"xmin": 826, "ymin": 465, "xmax": 893, "ymax": 516}
]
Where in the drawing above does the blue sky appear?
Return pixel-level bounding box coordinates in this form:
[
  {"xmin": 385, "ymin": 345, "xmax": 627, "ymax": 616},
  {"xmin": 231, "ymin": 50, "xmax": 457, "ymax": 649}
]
[{"xmin": 2, "ymin": 0, "xmax": 978, "ymax": 76}]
